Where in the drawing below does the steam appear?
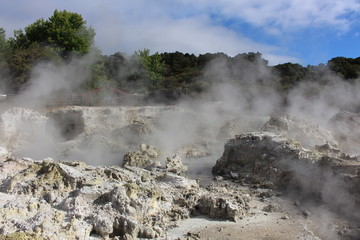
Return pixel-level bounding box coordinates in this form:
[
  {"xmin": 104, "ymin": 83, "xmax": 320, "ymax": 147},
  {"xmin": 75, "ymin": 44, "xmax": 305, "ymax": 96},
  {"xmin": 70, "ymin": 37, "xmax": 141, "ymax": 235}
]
[
  {"xmin": 4, "ymin": 50, "xmax": 360, "ymax": 162},
  {"xmin": 12, "ymin": 52, "xmax": 98, "ymax": 109},
  {"xmin": 1, "ymin": 51, "xmax": 360, "ymax": 238},
  {"xmin": 5, "ymin": 50, "xmax": 360, "ymax": 160},
  {"xmin": 287, "ymin": 78, "xmax": 360, "ymax": 123}
]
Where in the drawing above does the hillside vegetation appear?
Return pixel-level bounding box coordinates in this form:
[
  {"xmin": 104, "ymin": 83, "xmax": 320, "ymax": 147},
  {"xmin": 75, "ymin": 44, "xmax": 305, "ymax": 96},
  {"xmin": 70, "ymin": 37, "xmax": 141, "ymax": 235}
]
[{"xmin": 1, "ymin": 10, "xmax": 360, "ymax": 103}]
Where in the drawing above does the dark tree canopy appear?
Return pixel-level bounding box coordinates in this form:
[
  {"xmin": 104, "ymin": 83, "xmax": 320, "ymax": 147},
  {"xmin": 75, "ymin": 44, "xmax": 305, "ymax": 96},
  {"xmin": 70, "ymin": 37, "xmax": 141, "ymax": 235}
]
[
  {"xmin": 328, "ymin": 57, "xmax": 360, "ymax": 80},
  {"xmin": 0, "ymin": 28, "xmax": 9, "ymax": 58},
  {"xmin": 10, "ymin": 10, "xmax": 95, "ymax": 57},
  {"xmin": 274, "ymin": 62, "xmax": 307, "ymax": 90},
  {"xmin": 2, "ymin": 9, "xmax": 360, "ymax": 101}
]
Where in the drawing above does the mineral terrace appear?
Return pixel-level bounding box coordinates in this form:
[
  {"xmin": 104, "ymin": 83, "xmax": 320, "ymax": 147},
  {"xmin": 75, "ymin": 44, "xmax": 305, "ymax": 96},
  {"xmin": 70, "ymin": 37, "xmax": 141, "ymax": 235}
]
[{"xmin": 0, "ymin": 106, "xmax": 359, "ymax": 239}]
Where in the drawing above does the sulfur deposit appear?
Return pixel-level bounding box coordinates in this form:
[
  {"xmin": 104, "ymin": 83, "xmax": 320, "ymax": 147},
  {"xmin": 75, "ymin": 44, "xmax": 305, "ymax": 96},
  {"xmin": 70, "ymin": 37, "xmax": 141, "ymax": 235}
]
[{"xmin": 0, "ymin": 108, "xmax": 360, "ymax": 239}]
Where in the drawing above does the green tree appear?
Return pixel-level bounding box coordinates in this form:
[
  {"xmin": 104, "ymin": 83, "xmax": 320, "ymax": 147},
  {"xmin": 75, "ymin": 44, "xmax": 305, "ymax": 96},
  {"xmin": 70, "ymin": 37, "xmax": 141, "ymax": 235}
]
[
  {"xmin": 0, "ymin": 28, "xmax": 10, "ymax": 92},
  {"xmin": 159, "ymin": 51, "xmax": 201, "ymax": 90},
  {"xmin": 84, "ymin": 54, "xmax": 109, "ymax": 90},
  {"xmin": 7, "ymin": 46, "xmax": 61, "ymax": 92},
  {"xmin": 9, "ymin": 10, "xmax": 95, "ymax": 57},
  {"xmin": 0, "ymin": 28, "xmax": 10, "ymax": 59},
  {"xmin": 274, "ymin": 62, "xmax": 307, "ymax": 91},
  {"xmin": 135, "ymin": 49, "xmax": 165, "ymax": 90},
  {"xmin": 328, "ymin": 57, "xmax": 360, "ymax": 80}
]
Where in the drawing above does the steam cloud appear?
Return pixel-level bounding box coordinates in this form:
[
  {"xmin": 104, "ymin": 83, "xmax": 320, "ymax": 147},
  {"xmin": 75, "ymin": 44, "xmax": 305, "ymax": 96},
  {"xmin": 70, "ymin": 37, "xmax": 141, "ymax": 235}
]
[{"xmin": 1, "ymin": 51, "xmax": 360, "ymax": 238}]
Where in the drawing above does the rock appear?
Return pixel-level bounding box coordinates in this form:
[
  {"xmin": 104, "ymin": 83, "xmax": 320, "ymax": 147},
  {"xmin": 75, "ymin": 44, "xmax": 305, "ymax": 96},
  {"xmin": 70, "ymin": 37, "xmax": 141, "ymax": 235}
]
[
  {"xmin": 214, "ymin": 176, "xmax": 224, "ymax": 181},
  {"xmin": 0, "ymin": 157, "xmax": 205, "ymax": 239},
  {"xmin": 178, "ymin": 140, "xmax": 214, "ymax": 158},
  {"xmin": 166, "ymin": 154, "xmax": 188, "ymax": 175},
  {"xmin": 46, "ymin": 106, "xmax": 172, "ymax": 138},
  {"xmin": 92, "ymin": 215, "xmax": 114, "ymax": 237},
  {"xmin": 0, "ymin": 146, "xmax": 10, "ymax": 163},
  {"xmin": 328, "ymin": 111, "xmax": 360, "ymax": 155},
  {"xmin": 0, "ymin": 108, "xmax": 48, "ymax": 150},
  {"xmin": 261, "ymin": 115, "xmax": 337, "ymax": 148},
  {"xmin": 113, "ymin": 120, "xmax": 152, "ymax": 145},
  {"xmin": 262, "ymin": 203, "xmax": 281, "ymax": 212},
  {"xmin": 302, "ymin": 210, "xmax": 310, "ymax": 218},
  {"xmin": 0, "ymin": 105, "xmax": 215, "ymax": 165},
  {"xmin": 314, "ymin": 143, "xmax": 341, "ymax": 155},
  {"xmin": 217, "ymin": 116, "xmax": 268, "ymax": 140},
  {"xmin": 0, "ymin": 157, "xmax": 33, "ymax": 182},
  {"xmin": 186, "ymin": 231, "xmax": 201, "ymax": 239},
  {"xmin": 140, "ymin": 143, "xmax": 160, "ymax": 158},
  {"xmin": 113, "ymin": 216, "xmax": 139, "ymax": 238},
  {"xmin": 194, "ymin": 180, "xmax": 250, "ymax": 222},
  {"xmin": 139, "ymin": 226, "xmax": 159, "ymax": 238},
  {"xmin": 212, "ymin": 132, "xmax": 312, "ymax": 187},
  {"xmin": 3, "ymin": 105, "xmax": 358, "ymax": 239},
  {"xmin": 196, "ymin": 195, "xmax": 243, "ymax": 222},
  {"xmin": 212, "ymin": 132, "xmax": 360, "ymax": 220},
  {"xmin": 122, "ymin": 144, "xmax": 161, "ymax": 168}
]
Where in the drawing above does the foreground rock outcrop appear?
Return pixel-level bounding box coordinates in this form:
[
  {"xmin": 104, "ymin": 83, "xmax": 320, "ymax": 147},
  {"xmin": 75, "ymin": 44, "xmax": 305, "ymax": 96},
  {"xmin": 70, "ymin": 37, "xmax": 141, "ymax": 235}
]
[
  {"xmin": 0, "ymin": 157, "xmax": 199, "ymax": 239},
  {"xmin": 212, "ymin": 132, "xmax": 360, "ymax": 221},
  {"xmin": 0, "ymin": 152, "xmax": 253, "ymax": 239}
]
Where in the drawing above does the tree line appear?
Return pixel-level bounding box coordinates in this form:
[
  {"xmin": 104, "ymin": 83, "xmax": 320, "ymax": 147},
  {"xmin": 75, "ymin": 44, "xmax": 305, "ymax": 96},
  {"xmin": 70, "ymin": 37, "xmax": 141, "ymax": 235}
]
[{"xmin": 1, "ymin": 10, "xmax": 360, "ymax": 102}]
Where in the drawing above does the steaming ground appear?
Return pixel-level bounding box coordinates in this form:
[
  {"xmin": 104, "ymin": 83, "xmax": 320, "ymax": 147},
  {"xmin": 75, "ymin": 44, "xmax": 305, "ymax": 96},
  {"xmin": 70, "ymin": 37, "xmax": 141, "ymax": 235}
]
[
  {"xmin": 0, "ymin": 104, "xmax": 359, "ymax": 239},
  {"xmin": 1, "ymin": 53, "xmax": 360, "ymax": 239}
]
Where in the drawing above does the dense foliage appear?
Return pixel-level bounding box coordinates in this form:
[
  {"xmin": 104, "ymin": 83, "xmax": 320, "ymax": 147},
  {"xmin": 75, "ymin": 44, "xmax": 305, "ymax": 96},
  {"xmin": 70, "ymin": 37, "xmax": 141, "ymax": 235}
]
[
  {"xmin": 1, "ymin": 10, "xmax": 95, "ymax": 92},
  {"xmin": 9, "ymin": 10, "xmax": 95, "ymax": 57},
  {"xmin": 1, "ymin": 10, "xmax": 360, "ymax": 102}
]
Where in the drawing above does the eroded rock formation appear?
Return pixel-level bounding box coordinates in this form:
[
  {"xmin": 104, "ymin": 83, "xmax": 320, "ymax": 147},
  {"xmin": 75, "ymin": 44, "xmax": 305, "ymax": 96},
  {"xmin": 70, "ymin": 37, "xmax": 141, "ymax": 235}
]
[
  {"xmin": 1, "ymin": 108, "xmax": 360, "ymax": 239},
  {"xmin": 212, "ymin": 131, "xmax": 360, "ymax": 221},
  {"xmin": 0, "ymin": 157, "xmax": 200, "ymax": 239}
]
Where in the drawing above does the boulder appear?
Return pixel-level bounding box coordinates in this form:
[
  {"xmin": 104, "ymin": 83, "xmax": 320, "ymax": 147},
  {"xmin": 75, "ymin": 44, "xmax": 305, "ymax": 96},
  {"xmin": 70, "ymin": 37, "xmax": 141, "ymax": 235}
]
[
  {"xmin": 261, "ymin": 115, "xmax": 337, "ymax": 148},
  {"xmin": 212, "ymin": 132, "xmax": 360, "ymax": 220},
  {"xmin": 196, "ymin": 196, "xmax": 243, "ymax": 222},
  {"xmin": 166, "ymin": 154, "xmax": 188, "ymax": 175},
  {"xmin": 122, "ymin": 144, "xmax": 161, "ymax": 168}
]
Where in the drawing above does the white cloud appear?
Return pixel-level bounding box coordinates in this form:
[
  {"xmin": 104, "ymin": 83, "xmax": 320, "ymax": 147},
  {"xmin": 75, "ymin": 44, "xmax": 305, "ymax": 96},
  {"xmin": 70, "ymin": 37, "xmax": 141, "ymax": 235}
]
[
  {"xmin": 88, "ymin": 1, "xmax": 299, "ymax": 63},
  {"xmin": 94, "ymin": 14, "xmax": 273, "ymax": 55},
  {"xmin": 2, "ymin": 0, "xmax": 359, "ymax": 64},
  {"xmin": 180, "ymin": 0, "xmax": 360, "ymax": 32},
  {"xmin": 263, "ymin": 54, "xmax": 301, "ymax": 66}
]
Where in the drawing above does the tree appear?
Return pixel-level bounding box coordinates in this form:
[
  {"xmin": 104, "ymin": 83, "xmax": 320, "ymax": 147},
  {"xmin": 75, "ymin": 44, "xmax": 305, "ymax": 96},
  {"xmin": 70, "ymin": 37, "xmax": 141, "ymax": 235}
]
[
  {"xmin": 274, "ymin": 62, "xmax": 307, "ymax": 91},
  {"xmin": 84, "ymin": 54, "xmax": 109, "ymax": 90},
  {"xmin": 0, "ymin": 28, "xmax": 10, "ymax": 59},
  {"xmin": 0, "ymin": 28, "xmax": 10, "ymax": 92},
  {"xmin": 9, "ymin": 10, "xmax": 95, "ymax": 57},
  {"xmin": 7, "ymin": 46, "xmax": 61, "ymax": 92},
  {"xmin": 159, "ymin": 51, "xmax": 201, "ymax": 89},
  {"xmin": 328, "ymin": 57, "xmax": 360, "ymax": 80},
  {"xmin": 135, "ymin": 49, "xmax": 165, "ymax": 90}
]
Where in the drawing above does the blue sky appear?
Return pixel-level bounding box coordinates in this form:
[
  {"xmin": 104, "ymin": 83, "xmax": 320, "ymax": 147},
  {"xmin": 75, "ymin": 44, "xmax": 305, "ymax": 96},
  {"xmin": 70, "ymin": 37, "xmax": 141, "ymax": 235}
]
[{"xmin": 1, "ymin": 0, "xmax": 360, "ymax": 65}]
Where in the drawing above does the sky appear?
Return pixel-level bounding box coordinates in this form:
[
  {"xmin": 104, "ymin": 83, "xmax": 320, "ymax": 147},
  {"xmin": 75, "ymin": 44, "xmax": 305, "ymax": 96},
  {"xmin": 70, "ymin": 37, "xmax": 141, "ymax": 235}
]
[{"xmin": 1, "ymin": 0, "xmax": 360, "ymax": 65}]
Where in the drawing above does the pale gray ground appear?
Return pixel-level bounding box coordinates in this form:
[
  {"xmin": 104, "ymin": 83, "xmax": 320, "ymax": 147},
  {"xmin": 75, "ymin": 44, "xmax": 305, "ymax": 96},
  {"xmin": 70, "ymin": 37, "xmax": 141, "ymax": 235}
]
[{"xmin": 0, "ymin": 106, "xmax": 359, "ymax": 239}]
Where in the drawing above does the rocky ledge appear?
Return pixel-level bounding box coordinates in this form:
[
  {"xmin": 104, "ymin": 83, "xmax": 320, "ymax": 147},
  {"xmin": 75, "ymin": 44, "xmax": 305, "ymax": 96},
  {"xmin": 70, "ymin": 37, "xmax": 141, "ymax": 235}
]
[
  {"xmin": 213, "ymin": 132, "xmax": 360, "ymax": 223},
  {"xmin": 0, "ymin": 154, "xmax": 251, "ymax": 239}
]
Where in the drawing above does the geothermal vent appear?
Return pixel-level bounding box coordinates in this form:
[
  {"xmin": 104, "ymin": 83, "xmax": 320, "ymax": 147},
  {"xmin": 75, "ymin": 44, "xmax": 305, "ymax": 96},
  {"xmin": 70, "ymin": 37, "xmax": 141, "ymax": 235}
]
[{"xmin": 47, "ymin": 110, "xmax": 85, "ymax": 141}]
